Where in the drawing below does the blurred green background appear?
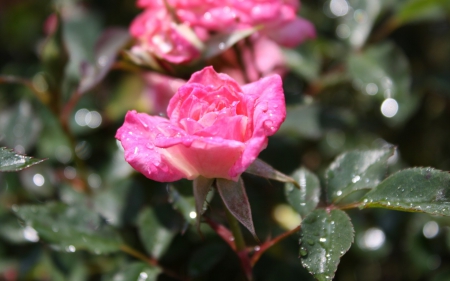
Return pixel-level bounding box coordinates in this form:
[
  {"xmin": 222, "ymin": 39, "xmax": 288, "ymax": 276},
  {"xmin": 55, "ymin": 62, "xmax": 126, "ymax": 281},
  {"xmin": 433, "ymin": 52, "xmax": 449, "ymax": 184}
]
[{"xmin": 1, "ymin": 0, "xmax": 450, "ymax": 280}]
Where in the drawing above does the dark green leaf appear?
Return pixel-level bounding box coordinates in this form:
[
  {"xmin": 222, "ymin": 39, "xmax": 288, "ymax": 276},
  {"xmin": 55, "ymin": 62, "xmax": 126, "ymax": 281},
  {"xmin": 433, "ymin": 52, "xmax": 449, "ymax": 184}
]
[
  {"xmin": 13, "ymin": 202, "xmax": 122, "ymax": 254},
  {"xmin": 362, "ymin": 168, "xmax": 450, "ymax": 215},
  {"xmin": 216, "ymin": 178, "xmax": 256, "ymax": 238},
  {"xmin": 285, "ymin": 167, "xmax": 320, "ymax": 218},
  {"xmin": 300, "ymin": 209, "xmax": 354, "ymax": 281},
  {"xmin": 188, "ymin": 243, "xmax": 227, "ymax": 277},
  {"xmin": 112, "ymin": 262, "xmax": 161, "ymax": 281},
  {"xmin": 283, "ymin": 41, "xmax": 322, "ymax": 81},
  {"xmin": 246, "ymin": 158, "xmax": 297, "ymax": 185},
  {"xmin": 325, "ymin": 148, "xmax": 394, "ymax": 204},
  {"xmin": 136, "ymin": 207, "xmax": 175, "ymax": 259},
  {"xmin": 0, "ymin": 147, "xmax": 46, "ymax": 172}
]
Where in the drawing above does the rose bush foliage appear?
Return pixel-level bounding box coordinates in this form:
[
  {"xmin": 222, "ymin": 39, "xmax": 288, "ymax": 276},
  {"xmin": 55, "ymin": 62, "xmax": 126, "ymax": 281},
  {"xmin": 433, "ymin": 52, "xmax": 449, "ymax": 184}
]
[{"xmin": 116, "ymin": 66, "xmax": 286, "ymax": 181}]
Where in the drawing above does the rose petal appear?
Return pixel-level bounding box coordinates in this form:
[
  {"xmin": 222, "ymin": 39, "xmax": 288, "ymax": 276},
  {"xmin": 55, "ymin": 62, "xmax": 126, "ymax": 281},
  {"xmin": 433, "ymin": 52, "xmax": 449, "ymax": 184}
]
[
  {"xmin": 266, "ymin": 17, "xmax": 316, "ymax": 47},
  {"xmin": 116, "ymin": 110, "xmax": 197, "ymax": 181},
  {"xmin": 229, "ymin": 74, "xmax": 285, "ymax": 177}
]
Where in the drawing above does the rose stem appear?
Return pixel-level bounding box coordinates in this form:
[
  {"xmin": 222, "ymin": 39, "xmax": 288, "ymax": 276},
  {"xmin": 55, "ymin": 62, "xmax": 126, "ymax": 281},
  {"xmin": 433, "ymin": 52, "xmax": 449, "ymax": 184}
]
[
  {"xmin": 120, "ymin": 245, "xmax": 189, "ymax": 281},
  {"xmin": 223, "ymin": 205, "xmax": 253, "ymax": 281}
]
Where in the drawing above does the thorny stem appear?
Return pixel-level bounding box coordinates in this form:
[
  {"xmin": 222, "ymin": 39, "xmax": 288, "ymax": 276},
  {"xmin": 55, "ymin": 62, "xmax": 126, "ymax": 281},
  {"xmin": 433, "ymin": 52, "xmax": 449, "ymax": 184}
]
[
  {"xmin": 250, "ymin": 225, "xmax": 301, "ymax": 266},
  {"xmin": 120, "ymin": 245, "xmax": 189, "ymax": 281}
]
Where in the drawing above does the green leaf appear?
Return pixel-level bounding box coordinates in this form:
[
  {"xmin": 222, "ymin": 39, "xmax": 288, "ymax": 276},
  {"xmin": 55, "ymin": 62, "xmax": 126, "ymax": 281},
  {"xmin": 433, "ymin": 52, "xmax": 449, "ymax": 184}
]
[
  {"xmin": 362, "ymin": 168, "xmax": 450, "ymax": 215},
  {"xmin": 13, "ymin": 202, "xmax": 122, "ymax": 254},
  {"xmin": 278, "ymin": 105, "xmax": 322, "ymax": 139},
  {"xmin": 0, "ymin": 100, "xmax": 42, "ymax": 152},
  {"xmin": 216, "ymin": 178, "xmax": 256, "ymax": 238},
  {"xmin": 325, "ymin": 147, "xmax": 394, "ymax": 204},
  {"xmin": 0, "ymin": 147, "xmax": 46, "ymax": 172},
  {"xmin": 246, "ymin": 158, "xmax": 297, "ymax": 185},
  {"xmin": 335, "ymin": 0, "xmax": 382, "ymax": 49},
  {"xmin": 136, "ymin": 207, "xmax": 176, "ymax": 259},
  {"xmin": 283, "ymin": 41, "xmax": 322, "ymax": 82},
  {"xmin": 188, "ymin": 243, "xmax": 227, "ymax": 277},
  {"xmin": 168, "ymin": 186, "xmax": 197, "ymax": 224},
  {"xmin": 112, "ymin": 262, "xmax": 161, "ymax": 281},
  {"xmin": 300, "ymin": 209, "xmax": 354, "ymax": 281},
  {"xmin": 193, "ymin": 176, "xmax": 213, "ymax": 226},
  {"xmin": 202, "ymin": 27, "xmax": 258, "ymax": 59},
  {"xmin": 285, "ymin": 167, "xmax": 320, "ymax": 218},
  {"xmin": 395, "ymin": 0, "xmax": 449, "ymax": 24},
  {"xmin": 347, "ymin": 42, "xmax": 419, "ymax": 126},
  {"xmin": 78, "ymin": 28, "xmax": 130, "ymax": 94}
]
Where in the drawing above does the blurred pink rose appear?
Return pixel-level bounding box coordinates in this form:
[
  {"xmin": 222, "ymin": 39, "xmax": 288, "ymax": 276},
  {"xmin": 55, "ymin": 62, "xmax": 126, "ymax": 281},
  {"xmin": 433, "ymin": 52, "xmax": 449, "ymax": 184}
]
[
  {"xmin": 116, "ymin": 66, "xmax": 286, "ymax": 182},
  {"xmin": 218, "ymin": 36, "xmax": 287, "ymax": 84},
  {"xmin": 129, "ymin": 8, "xmax": 202, "ymax": 63},
  {"xmin": 129, "ymin": 0, "xmax": 316, "ymax": 63}
]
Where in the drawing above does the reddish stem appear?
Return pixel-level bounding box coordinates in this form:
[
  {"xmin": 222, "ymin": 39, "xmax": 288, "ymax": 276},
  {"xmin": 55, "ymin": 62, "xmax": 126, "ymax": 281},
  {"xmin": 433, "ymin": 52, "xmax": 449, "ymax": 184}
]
[{"xmin": 250, "ymin": 226, "xmax": 300, "ymax": 266}]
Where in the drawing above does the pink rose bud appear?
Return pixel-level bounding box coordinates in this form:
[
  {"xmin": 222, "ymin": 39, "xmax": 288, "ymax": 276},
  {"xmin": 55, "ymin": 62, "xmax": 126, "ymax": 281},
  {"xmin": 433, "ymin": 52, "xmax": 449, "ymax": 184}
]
[{"xmin": 116, "ymin": 66, "xmax": 286, "ymax": 182}]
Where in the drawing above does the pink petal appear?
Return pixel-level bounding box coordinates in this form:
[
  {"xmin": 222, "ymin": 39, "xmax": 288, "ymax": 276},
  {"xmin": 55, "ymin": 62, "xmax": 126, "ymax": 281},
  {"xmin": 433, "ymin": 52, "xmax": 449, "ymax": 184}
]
[
  {"xmin": 116, "ymin": 110, "xmax": 197, "ymax": 181},
  {"xmin": 229, "ymin": 74, "xmax": 286, "ymax": 177},
  {"xmin": 267, "ymin": 17, "xmax": 316, "ymax": 47}
]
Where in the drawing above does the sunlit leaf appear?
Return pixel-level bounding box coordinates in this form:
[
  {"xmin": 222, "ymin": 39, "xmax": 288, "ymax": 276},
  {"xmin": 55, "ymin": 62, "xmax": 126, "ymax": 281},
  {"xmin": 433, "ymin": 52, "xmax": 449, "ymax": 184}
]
[
  {"xmin": 325, "ymin": 148, "xmax": 394, "ymax": 204},
  {"xmin": 136, "ymin": 207, "xmax": 176, "ymax": 259},
  {"xmin": 335, "ymin": 0, "xmax": 382, "ymax": 49},
  {"xmin": 394, "ymin": 0, "xmax": 449, "ymax": 24},
  {"xmin": 202, "ymin": 27, "xmax": 258, "ymax": 59},
  {"xmin": 188, "ymin": 242, "xmax": 227, "ymax": 277},
  {"xmin": 13, "ymin": 202, "xmax": 122, "ymax": 254},
  {"xmin": 216, "ymin": 178, "xmax": 256, "ymax": 238},
  {"xmin": 112, "ymin": 262, "xmax": 161, "ymax": 281},
  {"xmin": 362, "ymin": 168, "xmax": 450, "ymax": 215},
  {"xmin": 300, "ymin": 209, "xmax": 354, "ymax": 281},
  {"xmin": 285, "ymin": 167, "xmax": 320, "ymax": 218},
  {"xmin": 0, "ymin": 147, "xmax": 46, "ymax": 172}
]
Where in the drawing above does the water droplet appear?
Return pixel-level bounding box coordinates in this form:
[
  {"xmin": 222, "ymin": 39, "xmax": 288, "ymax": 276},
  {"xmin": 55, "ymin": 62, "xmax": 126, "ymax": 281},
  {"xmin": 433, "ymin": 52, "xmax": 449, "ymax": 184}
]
[
  {"xmin": 218, "ymin": 42, "xmax": 226, "ymax": 50},
  {"xmin": 254, "ymin": 246, "xmax": 261, "ymax": 251},
  {"xmin": 307, "ymin": 239, "xmax": 315, "ymax": 245},
  {"xmin": 352, "ymin": 175, "xmax": 361, "ymax": 183},
  {"xmin": 299, "ymin": 248, "xmax": 308, "ymax": 256},
  {"xmin": 336, "ymin": 190, "xmax": 342, "ymax": 196},
  {"xmin": 320, "ymin": 238, "xmax": 327, "ymax": 242},
  {"xmin": 138, "ymin": 272, "xmax": 148, "ymax": 281},
  {"xmin": 66, "ymin": 245, "xmax": 76, "ymax": 253}
]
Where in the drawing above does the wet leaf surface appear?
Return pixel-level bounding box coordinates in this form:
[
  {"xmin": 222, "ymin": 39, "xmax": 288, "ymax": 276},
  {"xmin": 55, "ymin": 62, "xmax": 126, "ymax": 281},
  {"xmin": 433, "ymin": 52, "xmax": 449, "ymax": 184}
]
[
  {"xmin": 362, "ymin": 168, "xmax": 450, "ymax": 215},
  {"xmin": 285, "ymin": 167, "xmax": 320, "ymax": 218},
  {"xmin": 0, "ymin": 147, "xmax": 46, "ymax": 172},
  {"xmin": 325, "ymin": 147, "xmax": 394, "ymax": 204},
  {"xmin": 299, "ymin": 209, "xmax": 354, "ymax": 281}
]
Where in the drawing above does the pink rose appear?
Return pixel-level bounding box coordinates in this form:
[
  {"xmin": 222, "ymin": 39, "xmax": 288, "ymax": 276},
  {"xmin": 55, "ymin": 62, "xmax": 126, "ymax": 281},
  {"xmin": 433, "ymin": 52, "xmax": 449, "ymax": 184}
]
[
  {"xmin": 128, "ymin": 0, "xmax": 315, "ymax": 66},
  {"xmin": 116, "ymin": 66, "xmax": 286, "ymax": 182},
  {"xmin": 129, "ymin": 8, "xmax": 202, "ymax": 63}
]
